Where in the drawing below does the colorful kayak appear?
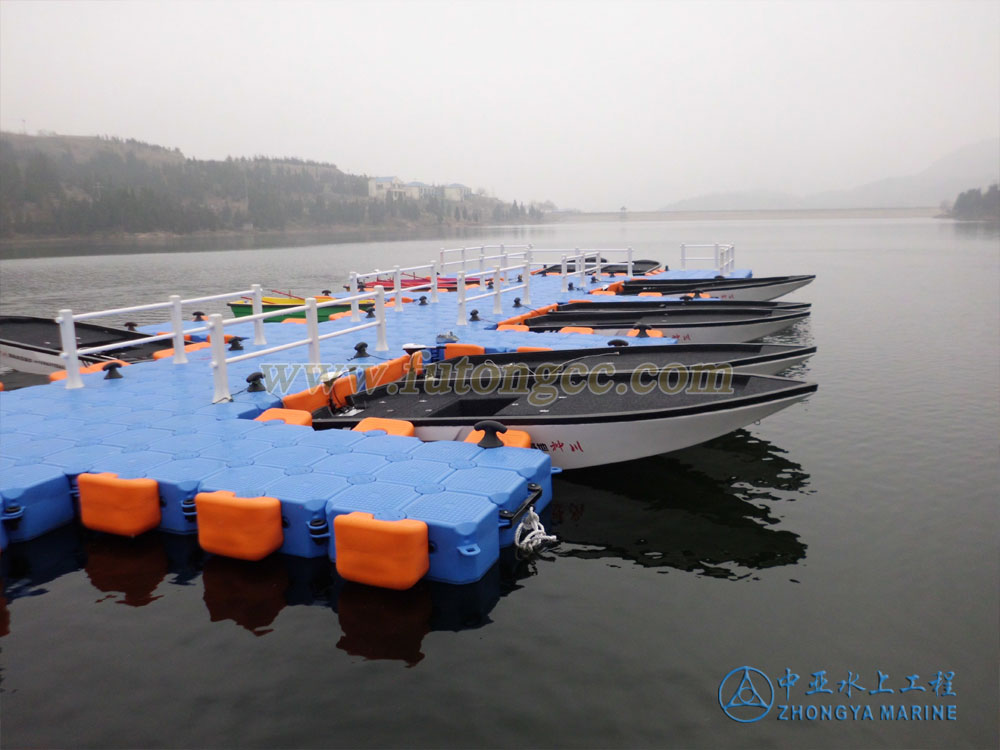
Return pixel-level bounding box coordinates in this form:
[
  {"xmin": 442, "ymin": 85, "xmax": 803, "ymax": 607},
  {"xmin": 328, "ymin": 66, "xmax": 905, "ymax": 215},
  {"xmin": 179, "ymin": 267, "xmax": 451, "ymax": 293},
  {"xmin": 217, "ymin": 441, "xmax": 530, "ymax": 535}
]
[{"xmin": 227, "ymin": 295, "xmax": 373, "ymax": 322}]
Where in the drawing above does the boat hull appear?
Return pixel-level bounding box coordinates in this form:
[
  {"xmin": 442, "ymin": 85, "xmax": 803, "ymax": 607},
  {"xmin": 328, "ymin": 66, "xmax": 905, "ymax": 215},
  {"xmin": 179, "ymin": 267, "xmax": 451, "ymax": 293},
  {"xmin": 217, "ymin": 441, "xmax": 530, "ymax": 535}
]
[
  {"xmin": 622, "ymin": 313, "xmax": 809, "ymax": 343},
  {"xmin": 0, "ymin": 316, "xmax": 172, "ymax": 375},
  {"xmin": 406, "ymin": 391, "xmax": 812, "ymax": 469},
  {"xmin": 619, "ymin": 275, "xmax": 815, "ymax": 301},
  {"xmin": 0, "ymin": 340, "xmax": 74, "ymax": 375},
  {"xmin": 701, "ymin": 276, "xmax": 814, "ymax": 301},
  {"xmin": 529, "ymin": 312, "xmax": 810, "ymax": 343},
  {"xmin": 731, "ymin": 351, "xmax": 812, "ymax": 375}
]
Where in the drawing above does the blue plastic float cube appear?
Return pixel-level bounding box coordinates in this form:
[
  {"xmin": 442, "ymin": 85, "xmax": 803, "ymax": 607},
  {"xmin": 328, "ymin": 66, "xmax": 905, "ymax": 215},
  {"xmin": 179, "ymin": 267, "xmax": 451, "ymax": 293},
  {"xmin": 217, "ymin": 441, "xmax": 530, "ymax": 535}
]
[
  {"xmin": 0, "ymin": 464, "xmax": 75, "ymax": 542},
  {"xmin": 145, "ymin": 457, "xmax": 228, "ymax": 534},
  {"xmin": 266, "ymin": 472, "xmax": 350, "ymax": 558}
]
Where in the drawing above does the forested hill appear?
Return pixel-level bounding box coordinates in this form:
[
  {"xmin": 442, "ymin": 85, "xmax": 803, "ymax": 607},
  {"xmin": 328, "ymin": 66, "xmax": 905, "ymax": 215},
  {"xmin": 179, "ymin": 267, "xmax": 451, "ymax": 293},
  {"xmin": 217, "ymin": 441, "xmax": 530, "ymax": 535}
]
[
  {"xmin": 0, "ymin": 132, "xmax": 541, "ymax": 238},
  {"xmin": 948, "ymin": 184, "xmax": 999, "ymax": 221}
]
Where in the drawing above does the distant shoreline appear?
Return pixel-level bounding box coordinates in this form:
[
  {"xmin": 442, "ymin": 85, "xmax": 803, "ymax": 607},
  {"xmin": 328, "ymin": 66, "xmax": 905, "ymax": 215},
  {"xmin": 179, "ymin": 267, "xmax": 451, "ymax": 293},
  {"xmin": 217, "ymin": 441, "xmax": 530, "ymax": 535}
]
[
  {"xmin": 551, "ymin": 206, "xmax": 939, "ymax": 222},
  {"xmin": 0, "ymin": 206, "xmax": 944, "ymax": 255}
]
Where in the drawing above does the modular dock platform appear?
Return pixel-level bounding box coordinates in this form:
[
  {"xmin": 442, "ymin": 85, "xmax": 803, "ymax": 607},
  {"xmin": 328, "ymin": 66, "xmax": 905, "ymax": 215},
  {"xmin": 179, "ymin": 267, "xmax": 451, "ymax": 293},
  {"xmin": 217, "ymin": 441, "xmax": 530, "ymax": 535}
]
[{"xmin": 1, "ymin": 264, "xmax": 754, "ymax": 588}]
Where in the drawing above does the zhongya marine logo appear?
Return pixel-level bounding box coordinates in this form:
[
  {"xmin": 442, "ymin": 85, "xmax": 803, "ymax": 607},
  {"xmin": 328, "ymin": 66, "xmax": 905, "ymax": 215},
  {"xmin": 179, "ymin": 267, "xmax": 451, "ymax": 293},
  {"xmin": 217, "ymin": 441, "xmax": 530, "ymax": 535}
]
[{"xmin": 719, "ymin": 667, "xmax": 775, "ymax": 723}]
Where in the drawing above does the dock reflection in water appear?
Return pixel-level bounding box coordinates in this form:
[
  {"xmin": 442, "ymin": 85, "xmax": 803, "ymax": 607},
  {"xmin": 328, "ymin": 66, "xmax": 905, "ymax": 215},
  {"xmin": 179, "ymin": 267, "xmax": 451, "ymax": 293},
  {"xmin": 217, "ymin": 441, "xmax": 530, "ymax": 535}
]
[
  {"xmin": 0, "ymin": 526, "xmax": 532, "ymax": 665},
  {"xmin": 550, "ymin": 430, "xmax": 810, "ymax": 578}
]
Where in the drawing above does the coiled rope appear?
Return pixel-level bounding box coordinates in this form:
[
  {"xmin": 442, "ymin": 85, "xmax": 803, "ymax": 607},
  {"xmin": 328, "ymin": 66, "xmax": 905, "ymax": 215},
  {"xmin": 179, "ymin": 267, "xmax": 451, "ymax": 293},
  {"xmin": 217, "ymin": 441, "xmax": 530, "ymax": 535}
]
[{"xmin": 513, "ymin": 507, "xmax": 558, "ymax": 554}]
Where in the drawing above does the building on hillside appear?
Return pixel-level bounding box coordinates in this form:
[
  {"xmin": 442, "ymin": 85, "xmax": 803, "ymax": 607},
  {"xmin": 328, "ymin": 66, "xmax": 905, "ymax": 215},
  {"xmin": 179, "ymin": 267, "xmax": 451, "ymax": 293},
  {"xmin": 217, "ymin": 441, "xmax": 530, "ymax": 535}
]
[
  {"xmin": 404, "ymin": 181, "xmax": 436, "ymax": 200},
  {"xmin": 368, "ymin": 176, "xmax": 406, "ymax": 199},
  {"xmin": 443, "ymin": 183, "xmax": 471, "ymax": 202},
  {"xmin": 369, "ymin": 177, "xmax": 471, "ymax": 202}
]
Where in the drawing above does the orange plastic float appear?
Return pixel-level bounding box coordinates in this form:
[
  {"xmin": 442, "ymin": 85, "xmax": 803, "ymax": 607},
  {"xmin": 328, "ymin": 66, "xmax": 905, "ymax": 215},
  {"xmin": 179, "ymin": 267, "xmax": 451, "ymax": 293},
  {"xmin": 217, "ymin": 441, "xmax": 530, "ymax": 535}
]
[
  {"xmin": 49, "ymin": 359, "xmax": 130, "ymax": 382},
  {"xmin": 443, "ymin": 343, "xmax": 486, "ymax": 358},
  {"xmin": 254, "ymin": 408, "xmax": 313, "ymax": 427},
  {"xmin": 195, "ymin": 491, "xmax": 283, "ymax": 561},
  {"xmin": 334, "ymin": 511, "xmax": 429, "ymax": 590},
  {"xmin": 352, "ymin": 417, "xmax": 416, "ymax": 437},
  {"xmin": 464, "ymin": 428, "xmax": 531, "ymax": 449},
  {"xmin": 77, "ymin": 472, "xmax": 161, "ymax": 537},
  {"xmin": 626, "ymin": 328, "xmax": 665, "ymax": 337},
  {"xmin": 152, "ymin": 342, "xmax": 211, "ymax": 360}
]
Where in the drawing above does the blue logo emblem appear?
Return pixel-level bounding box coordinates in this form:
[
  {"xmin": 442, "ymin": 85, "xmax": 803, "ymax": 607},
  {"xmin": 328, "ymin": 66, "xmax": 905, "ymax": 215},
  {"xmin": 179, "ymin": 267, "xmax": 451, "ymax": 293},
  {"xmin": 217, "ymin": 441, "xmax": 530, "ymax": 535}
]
[{"xmin": 719, "ymin": 667, "xmax": 775, "ymax": 722}]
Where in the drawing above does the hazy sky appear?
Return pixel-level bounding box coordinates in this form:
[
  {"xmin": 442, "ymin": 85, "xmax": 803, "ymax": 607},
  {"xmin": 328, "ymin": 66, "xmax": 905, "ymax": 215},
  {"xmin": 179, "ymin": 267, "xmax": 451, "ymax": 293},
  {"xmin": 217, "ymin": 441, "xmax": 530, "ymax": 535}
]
[{"xmin": 1, "ymin": 0, "xmax": 997, "ymax": 210}]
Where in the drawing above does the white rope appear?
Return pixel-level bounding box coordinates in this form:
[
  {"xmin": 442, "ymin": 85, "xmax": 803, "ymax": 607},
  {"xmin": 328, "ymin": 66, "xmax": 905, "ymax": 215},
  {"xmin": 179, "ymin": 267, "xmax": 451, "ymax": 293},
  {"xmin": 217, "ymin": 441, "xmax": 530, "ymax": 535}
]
[{"xmin": 513, "ymin": 507, "xmax": 558, "ymax": 554}]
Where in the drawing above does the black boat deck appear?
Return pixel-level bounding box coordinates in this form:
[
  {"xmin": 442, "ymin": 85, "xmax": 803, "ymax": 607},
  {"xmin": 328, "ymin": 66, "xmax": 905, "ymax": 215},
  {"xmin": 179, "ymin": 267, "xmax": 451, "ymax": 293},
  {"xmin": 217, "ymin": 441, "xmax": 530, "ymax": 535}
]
[
  {"xmin": 537, "ymin": 258, "xmax": 662, "ymax": 275},
  {"xmin": 434, "ymin": 343, "xmax": 814, "ymax": 372},
  {"xmin": 313, "ymin": 371, "xmax": 817, "ymax": 427},
  {"xmin": 0, "ymin": 315, "xmax": 172, "ymax": 362},
  {"xmin": 525, "ymin": 308, "xmax": 806, "ymax": 330},
  {"xmin": 619, "ymin": 274, "xmax": 816, "ymax": 293},
  {"xmin": 555, "ymin": 300, "xmax": 810, "ymax": 312}
]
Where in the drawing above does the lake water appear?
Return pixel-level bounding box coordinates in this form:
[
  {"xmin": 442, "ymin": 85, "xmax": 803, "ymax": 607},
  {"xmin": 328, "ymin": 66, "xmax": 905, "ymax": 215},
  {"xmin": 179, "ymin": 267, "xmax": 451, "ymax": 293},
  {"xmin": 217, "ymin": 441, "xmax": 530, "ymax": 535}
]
[{"xmin": 1, "ymin": 218, "xmax": 998, "ymax": 749}]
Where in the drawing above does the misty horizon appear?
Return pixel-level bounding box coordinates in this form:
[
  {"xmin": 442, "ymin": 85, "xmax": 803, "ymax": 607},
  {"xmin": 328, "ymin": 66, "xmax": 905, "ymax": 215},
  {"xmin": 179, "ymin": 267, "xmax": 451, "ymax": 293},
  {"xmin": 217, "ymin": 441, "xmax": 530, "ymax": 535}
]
[{"xmin": 1, "ymin": 0, "xmax": 997, "ymax": 211}]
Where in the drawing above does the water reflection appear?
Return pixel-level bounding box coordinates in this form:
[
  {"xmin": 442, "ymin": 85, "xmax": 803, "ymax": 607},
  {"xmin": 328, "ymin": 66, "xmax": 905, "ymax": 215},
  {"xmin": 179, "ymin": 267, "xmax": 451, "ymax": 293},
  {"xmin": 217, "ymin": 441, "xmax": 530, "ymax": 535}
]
[
  {"xmin": 202, "ymin": 556, "xmax": 290, "ymax": 637},
  {"xmin": 551, "ymin": 431, "xmax": 810, "ymax": 578},
  {"xmin": 0, "ymin": 528, "xmax": 530, "ymax": 665},
  {"xmin": 326, "ymin": 558, "xmax": 521, "ymax": 667},
  {"xmin": 949, "ymin": 220, "xmax": 1000, "ymax": 239},
  {"xmin": 1, "ymin": 524, "xmax": 87, "ymax": 603},
  {"xmin": 86, "ymin": 534, "xmax": 168, "ymax": 607},
  {"xmin": 762, "ymin": 316, "xmax": 815, "ymax": 352}
]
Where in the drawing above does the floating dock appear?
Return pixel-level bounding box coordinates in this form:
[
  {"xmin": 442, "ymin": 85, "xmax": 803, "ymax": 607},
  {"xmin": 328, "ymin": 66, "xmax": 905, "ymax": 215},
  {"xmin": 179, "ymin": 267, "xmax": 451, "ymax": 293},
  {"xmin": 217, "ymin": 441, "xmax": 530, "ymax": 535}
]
[{"xmin": 1, "ymin": 246, "xmax": 755, "ymax": 588}]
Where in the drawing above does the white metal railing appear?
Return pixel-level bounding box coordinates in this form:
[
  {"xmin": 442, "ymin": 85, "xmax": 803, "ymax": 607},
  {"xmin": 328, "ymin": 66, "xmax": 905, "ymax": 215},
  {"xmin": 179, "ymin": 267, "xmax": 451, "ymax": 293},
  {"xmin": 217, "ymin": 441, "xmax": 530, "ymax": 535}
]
[
  {"xmin": 526, "ymin": 247, "xmax": 635, "ymax": 280},
  {"xmin": 439, "ymin": 250, "xmax": 530, "ymax": 275},
  {"xmin": 455, "ymin": 262, "xmax": 532, "ymax": 324},
  {"xmin": 53, "ymin": 244, "xmax": 660, "ymax": 395},
  {"xmin": 56, "ymin": 285, "xmax": 269, "ymax": 389},
  {"xmin": 209, "ymin": 287, "xmax": 388, "ymax": 403},
  {"xmin": 438, "ymin": 244, "xmax": 533, "ymax": 273},
  {"xmin": 680, "ymin": 243, "xmax": 735, "ymax": 275},
  {"xmin": 349, "ymin": 261, "xmax": 444, "ymax": 318},
  {"xmin": 437, "ymin": 244, "xmax": 636, "ymax": 282}
]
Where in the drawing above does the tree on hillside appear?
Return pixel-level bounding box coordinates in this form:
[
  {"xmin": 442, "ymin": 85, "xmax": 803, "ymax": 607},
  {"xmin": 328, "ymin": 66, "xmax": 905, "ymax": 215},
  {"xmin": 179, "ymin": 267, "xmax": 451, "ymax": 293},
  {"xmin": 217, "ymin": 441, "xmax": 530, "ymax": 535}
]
[
  {"xmin": 0, "ymin": 134, "xmax": 552, "ymax": 238},
  {"xmin": 951, "ymin": 184, "xmax": 999, "ymax": 221}
]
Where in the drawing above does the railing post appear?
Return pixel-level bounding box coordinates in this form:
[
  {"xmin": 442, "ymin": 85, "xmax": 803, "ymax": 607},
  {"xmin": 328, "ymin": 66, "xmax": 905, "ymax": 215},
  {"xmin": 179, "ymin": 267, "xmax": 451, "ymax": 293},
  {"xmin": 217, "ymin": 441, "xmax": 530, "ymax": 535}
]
[
  {"xmin": 209, "ymin": 314, "xmax": 232, "ymax": 403},
  {"xmin": 305, "ymin": 297, "xmax": 321, "ymax": 369},
  {"xmin": 500, "ymin": 245, "xmax": 507, "ymax": 282},
  {"xmin": 478, "ymin": 248, "xmax": 485, "ymax": 283},
  {"xmin": 577, "ymin": 252, "xmax": 586, "ymax": 288},
  {"xmin": 714, "ymin": 243, "xmax": 720, "ymax": 272},
  {"xmin": 522, "ymin": 261, "xmax": 532, "ymax": 306},
  {"xmin": 627, "ymin": 247, "xmax": 634, "ymax": 278},
  {"xmin": 56, "ymin": 309, "xmax": 84, "ymax": 390},
  {"xmin": 439, "ymin": 247, "xmax": 445, "ymax": 270},
  {"xmin": 169, "ymin": 295, "xmax": 188, "ymax": 364},
  {"xmin": 526, "ymin": 246, "xmax": 534, "ymax": 276},
  {"xmin": 374, "ymin": 286, "xmax": 388, "ymax": 351},
  {"xmin": 493, "ymin": 264, "xmax": 502, "ymax": 314},
  {"xmin": 456, "ymin": 272, "xmax": 467, "ymax": 326},
  {"xmin": 393, "ymin": 265, "xmax": 403, "ymax": 312},
  {"xmin": 461, "ymin": 246, "xmax": 467, "ymax": 274},
  {"xmin": 560, "ymin": 255, "xmax": 569, "ymax": 293},
  {"xmin": 251, "ymin": 284, "xmax": 266, "ymax": 345},
  {"xmin": 680, "ymin": 243, "xmax": 687, "ymax": 270},
  {"xmin": 431, "ymin": 260, "xmax": 440, "ymax": 303},
  {"xmin": 349, "ymin": 273, "xmax": 361, "ymax": 322}
]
